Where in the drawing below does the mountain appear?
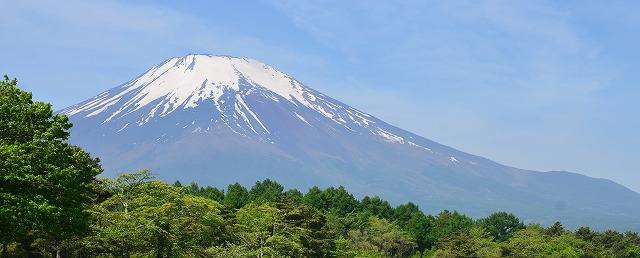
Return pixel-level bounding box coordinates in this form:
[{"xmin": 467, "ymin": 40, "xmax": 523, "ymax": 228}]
[{"xmin": 60, "ymin": 54, "xmax": 640, "ymax": 230}]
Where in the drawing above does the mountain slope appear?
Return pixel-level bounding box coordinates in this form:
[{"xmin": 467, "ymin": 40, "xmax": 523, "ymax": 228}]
[{"xmin": 60, "ymin": 54, "xmax": 640, "ymax": 230}]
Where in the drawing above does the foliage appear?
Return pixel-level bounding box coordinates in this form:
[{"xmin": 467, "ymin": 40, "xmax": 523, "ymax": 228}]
[
  {"xmin": 0, "ymin": 75, "xmax": 101, "ymax": 255},
  {"xmin": 499, "ymin": 224, "xmax": 549, "ymax": 257},
  {"xmin": 282, "ymin": 203, "xmax": 335, "ymax": 257},
  {"xmin": 360, "ymin": 196, "xmax": 394, "ymax": 220},
  {"xmin": 231, "ymin": 202, "xmax": 293, "ymax": 257},
  {"xmin": 224, "ymin": 182, "xmax": 249, "ymax": 209},
  {"xmin": 87, "ymin": 170, "xmax": 224, "ymax": 257},
  {"xmin": 547, "ymin": 221, "xmax": 568, "ymax": 237},
  {"xmin": 4, "ymin": 175, "xmax": 640, "ymax": 257},
  {"xmin": 434, "ymin": 227, "xmax": 500, "ymax": 257},
  {"xmin": 248, "ymin": 179, "xmax": 284, "ymax": 203},
  {"xmin": 351, "ymin": 217, "xmax": 416, "ymax": 257},
  {"xmin": 303, "ymin": 186, "xmax": 359, "ymax": 218},
  {"xmin": 434, "ymin": 209, "xmax": 474, "ymax": 240},
  {"xmin": 392, "ymin": 202, "xmax": 421, "ymax": 228},
  {"xmin": 404, "ymin": 211, "xmax": 437, "ymax": 250},
  {"xmin": 477, "ymin": 211, "xmax": 524, "ymax": 242},
  {"xmin": 178, "ymin": 181, "xmax": 225, "ymax": 202}
]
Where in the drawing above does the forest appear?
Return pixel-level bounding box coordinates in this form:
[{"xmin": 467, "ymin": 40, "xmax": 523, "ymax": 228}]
[
  {"xmin": 5, "ymin": 170, "xmax": 640, "ymax": 257},
  {"xmin": 3, "ymin": 75, "xmax": 640, "ymax": 258}
]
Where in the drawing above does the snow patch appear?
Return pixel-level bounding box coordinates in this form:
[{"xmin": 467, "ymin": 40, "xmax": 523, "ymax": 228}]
[
  {"xmin": 376, "ymin": 128, "xmax": 405, "ymax": 144},
  {"xmin": 118, "ymin": 123, "xmax": 130, "ymax": 132},
  {"xmin": 408, "ymin": 141, "xmax": 433, "ymax": 153},
  {"xmin": 293, "ymin": 112, "xmax": 312, "ymax": 127}
]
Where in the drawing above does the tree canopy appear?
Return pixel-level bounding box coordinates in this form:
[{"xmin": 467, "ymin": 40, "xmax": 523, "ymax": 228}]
[{"xmin": 0, "ymin": 75, "xmax": 101, "ymax": 255}]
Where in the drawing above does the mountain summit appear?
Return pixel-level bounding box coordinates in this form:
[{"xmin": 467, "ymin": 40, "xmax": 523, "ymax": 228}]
[
  {"xmin": 65, "ymin": 54, "xmax": 341, "ymax": 134},
  {"xmin": 61, "ymin": 54, "xmax": 640, "ymax": 230}
]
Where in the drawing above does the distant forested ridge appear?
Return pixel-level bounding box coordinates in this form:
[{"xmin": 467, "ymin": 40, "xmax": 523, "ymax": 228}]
[{"xmin": 5, "ymin": 170, "xmax": 640, "ymax": 257}]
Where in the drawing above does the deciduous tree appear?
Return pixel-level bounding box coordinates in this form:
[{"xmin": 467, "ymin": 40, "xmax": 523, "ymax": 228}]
[
  {"xmin": 89, "ymin": 170, "xmax": 223, "ymax": 257},
  {"xmin": 434, "ymin": 227, "xmax": 499, "ymax": 257},
  {"xmin": 0, "ymin": 75, "xmax": 101, "ymax": 256},
  {"xmin": 347, "ymin": 217, "xmax": 415, "ymax": 257},
  {"xmin": 232, "ymin": 203, "xmax": 303, "ymax": 257}
]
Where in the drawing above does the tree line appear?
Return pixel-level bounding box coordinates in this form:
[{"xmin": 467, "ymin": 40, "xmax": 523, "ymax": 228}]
[
  {"xmin": 7, "ymin": 171, "xmax": 640, "ymax": 257},
  {"xmin": 2, "ymin": 75, "xmax": 640, "ymax": 257}
]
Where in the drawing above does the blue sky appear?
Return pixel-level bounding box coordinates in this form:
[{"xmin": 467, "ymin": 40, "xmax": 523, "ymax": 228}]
[{"xmin": 2, "ymin": 0, "xmax": 639, "ymax": 193}]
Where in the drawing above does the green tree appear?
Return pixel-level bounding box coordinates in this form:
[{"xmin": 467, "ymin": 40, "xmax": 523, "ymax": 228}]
[
  {"xmin": 184, "ymin": 181, "xmax": 201, "ymax": 195},
  {"xmin": 248, "ymin": 179, "xmax": 284, "ymax": 203},
  {"xmin": 282, "ymin": 204, "xmax": 335, "ymax": 257},
  {"xmin": 477, "ymin": 211, "xmax": 524, "ymax": 242},
  {"xmin": 500, "ymin": 224, "xmax": 548, "ymax": 257},
  {"xmin": 360, "ymin": 196, "xmax": 393, "ymax": 220},
  {"xmin": 546, "ymin": 221, "xmax": 567, "ymax": 237},
  {"xmin": 544, "ymin": 234, "xmax": 586, "ymax": 258},
  {"xmin": 625, "ymin": 232, "xmax": 640, "ymax": 258},
  {"xmin": 179, "ymin": 181, "xmax": 225, "ymax": 202},
  {"xmin": 405, "ymin": 211, "xmax": 437, "ymax": 250},
  {"xmin": 594, "ymin": 229, "xmax": 627, "ymax": 256},
  {"xmin": 392, "ymin": 202, "xmax": 420, "ymax": 228},
  {"xmin": 302, "ymin": 186, "xmax": 326, "ymax": 209},
  {"xmin": 434, "ymin": 210, "xmax": 474, "ymax": 240},
  {"xmin": 205, "ymin": 243, "xmax": 252, "ymax": 257},
  {"xmin": 224, "ymin": 182, "xmax": 249, "ymax": 209},
  {"xmin": 574, "ymin": 226, "xmax": 596, "ymax": 242},
  {"xmin": 0, "ymin": 75, "xmax": 101, "ymax": 256},
  {"xmin": 325, "ymin": 186, "xmax": 359, "ymax": 216},
  {"xmin": 200, "ymin": 185, "xmax": 225, "ymax": 202},
  {"xmin": 87, "ymin": 170, "xmax": 156, "ymax": 257},
  {"xmin": 231, "ymin": 203, "xmax": 303, "ymax": 257},
  {"xmin": 434, "ymin": 227, "xmax": 500, "ymax": 258},
  {"xmin": 89, "ymin": 170, "xmax": 224, "ymax": 257},
  {"xmin": 282, "ymin": 188, "xmax": 303, "ymax": 205},
  {"xmin": 332, "ymin": 236, "xmax": 357, "ymax": 258},
  {"xmin": 347, "ymin": 217, "xmax": 416, "ymax": 258}
]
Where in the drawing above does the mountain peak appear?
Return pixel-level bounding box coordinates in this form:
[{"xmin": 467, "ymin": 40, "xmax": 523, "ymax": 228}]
[
  {"xmin": 60, "ymin": 54, "xmax": 384, "ymax": 144},
  {"xmin": 61, "ymin": 54, "xmax": 319, "ymax": 125}
]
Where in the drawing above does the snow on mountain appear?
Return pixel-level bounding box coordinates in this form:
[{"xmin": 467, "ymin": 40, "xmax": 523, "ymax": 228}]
[
  {"xmin": 66, "ymin": 55, "xmax": 362, "ymax": 136},
  {"xmin": 61, "ymin": 54, "xmax": 471, "ymax": 167},
  {"xmin": 60, "ymin": 54, "xmax": 640, "ymax": 231}
]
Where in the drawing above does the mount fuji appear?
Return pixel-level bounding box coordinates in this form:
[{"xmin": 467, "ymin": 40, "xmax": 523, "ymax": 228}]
[{"xmin": 60, "ymin": 54, "xmax": 640, "ymax": 230}]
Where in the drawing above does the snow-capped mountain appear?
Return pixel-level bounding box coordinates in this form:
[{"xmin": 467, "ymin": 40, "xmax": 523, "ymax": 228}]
[{"xmin": 61, "ymin": 54, "xmax": 640, "ymax": 230}]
